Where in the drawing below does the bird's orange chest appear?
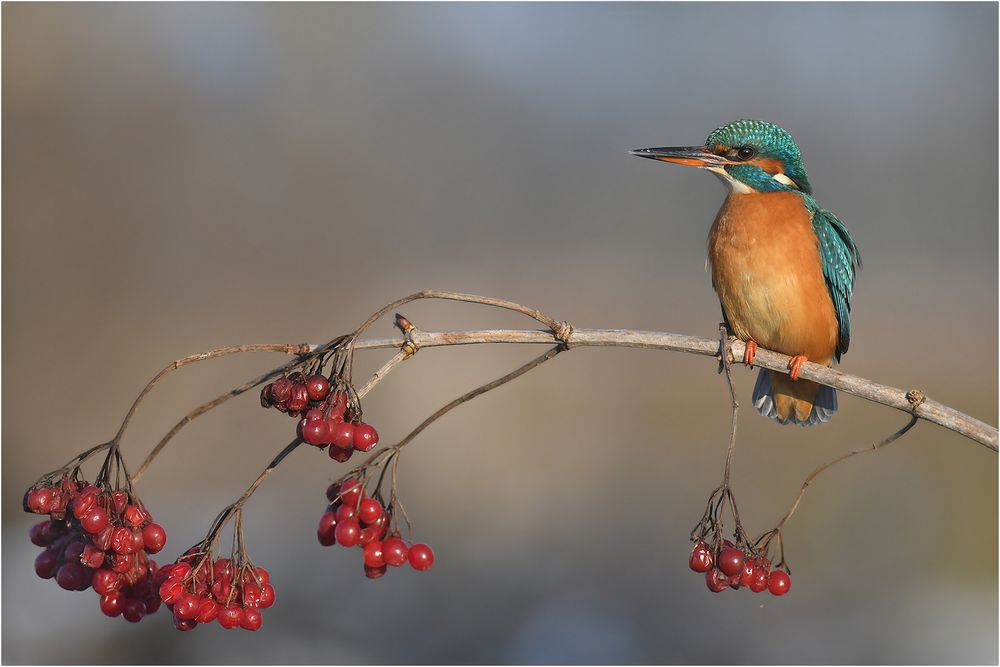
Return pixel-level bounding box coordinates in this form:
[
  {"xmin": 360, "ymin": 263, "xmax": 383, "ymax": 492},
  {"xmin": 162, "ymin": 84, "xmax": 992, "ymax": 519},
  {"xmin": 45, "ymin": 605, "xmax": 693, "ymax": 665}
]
[{"xmin": 707, "ymin": 191, "xmax": 838, "ymax": 362}]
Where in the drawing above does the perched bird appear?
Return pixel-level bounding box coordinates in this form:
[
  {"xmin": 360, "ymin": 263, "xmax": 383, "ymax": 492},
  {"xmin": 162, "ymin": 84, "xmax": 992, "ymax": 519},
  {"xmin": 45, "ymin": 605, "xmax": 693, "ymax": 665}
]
[{"xmin": 631, "ymin": 120, "xmax": 860, "ymax": 425}]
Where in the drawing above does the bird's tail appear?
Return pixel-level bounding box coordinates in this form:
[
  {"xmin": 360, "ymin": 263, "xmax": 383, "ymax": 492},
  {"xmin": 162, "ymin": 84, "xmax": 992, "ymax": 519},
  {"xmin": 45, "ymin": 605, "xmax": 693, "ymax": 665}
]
[{"xmin": 752, "ymin": 369, "xmax": 837, "ymax": 426}]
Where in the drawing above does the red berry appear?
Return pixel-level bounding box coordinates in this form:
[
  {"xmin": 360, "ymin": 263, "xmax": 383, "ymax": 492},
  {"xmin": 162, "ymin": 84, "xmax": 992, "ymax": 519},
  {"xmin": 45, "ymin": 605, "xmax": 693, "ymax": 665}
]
[
  {"xmin": 358, "ymin": 498, "xmax": 383, "ymax": 525},
  {"xmin": 243, "ymin": 583, "xmax": 263, "ymax": 608},
  {"xmin": 363, "ymin": 541, "xmax": 385, "ymax": 568},
  {"xmin": 111, "ymin": 552, "xmax": 135, "ymax": 573},
  {"xmin": 258, "ymin": 584, "xmax": 275, "ymax": 609},
  {"xmin": 740, "ymin": 558, "xmax": 757, "ymax": 587},
  {"xmin": 750, "ymin": 567, "xmax": 769, "ymax": 593},
  {"xmin": 253, "ymin": 567, "xmax": 270, "ymax": 585},
  {"xmin": 29, "ymin": 521, "xmax": 52, "ymax": 547},
  {"xmin": 334, "ymin": 519, "xmax": 362, "ymax": 548},
  {"xmin": 142, "ymin": 523, "xmax": 167, "ymax": 553},
  {"xmin": 100, "ymin": 590, "xmax": 127, "ymax": 617},
  {"xmin": 768, "ymin": 570, "xmax": 791, "ymax": 596},
  {"xmin": 365, "ymin": 563, "xmax": 387, "ymax": 579},
  {"xmin": 328, "ymin": 444, "xmax": 354, "ymax": 462},
  {"xmin": 328, "ymin": 391, "xmax": 348, "ymax": 417},
  {"xmin": 241, "ymin": 607, "xmax": 263, "ymax": 631},
  {"xmin": 34, "ymin": 550, "xmax": 59, "ymax": 579},
  {"xmin": 717, "ymin": 547, "xmax": 745, "ymax": 577},
  {"xmin": 56, "ymin": 562, "xmax": 87, "ymax": 590},
  {"xmin": 260, "ymin": 383, "xmax": 275, "ymax": 408},
  {"xmin": 688, "ymin": 542, "xmax": 713, "ymax": 573},
  {"xmin": 338, "ymin": 478, "xmax": 364, "ymax": 506},
  {"xmin": 173, "ymin": 593, "xmax": 200, "ymax": 620},
  {"xmin": 382, "ymin": 537, "xmax": 409, "ymax": 567},
  {"xmin": 330, "ymin": 422, "xmax": 355, "ymax": 449},
  {"xmin": 144, "ymin": 596, "xmax": 162, "ymax": 615},
  {"xmin": 27, "ymin": 488, "xmax": 54, "ymax": 514},
  {"xmin": 131, "ymin": 529, "xmax": 145, "ymax": 553},
  {"xmin": 705, "ymin": 568, "xmax": 729, "ymax": 593},
  {"xmin": 353, "ymin": 423, "xmax": 379, "ymax": 452},
  {"xmin": 317, "ymin": 512, "xmax": 337, "ymax": 546},
  {"xmin": 195, "ymin": 598, "xmax": 219, "ymax": 623},
  {"xmin": 159, "ymin": 578, "xmax": 185, "ymax": 604},
  {"xmin": 81, "ymin": 507, "xmax": 109, "ymax": 534},
  {"xmin": 92, "ymin": 525, "xmax": 114, "ymax": 551},
  {"xmin": 359, "ymin": 523, "xmax": 385, "ymax": 546},
  {"xmin": 123, "ymin": 598, "xmax": 146, "ymax": 623},
  {"xmin": 171, "ymin": 563, "xmax": 192, "ymax": 580},
  {"xmin": 173, "ymin": 615, "xmax": 198, "ymax": 632},
  {"xmin": 217, "ymin": 605, "xmax": 242, "ymax": 629},
  {"xmin": 408, "ymin": 543, "xmax": 435, "ymax": 571},
  {"xmin": 335, "ymin": 504, "xmax": 358, "ymax": 522},
  {"xmin": 300, "ymin": 418, "xmax": 330, "ymax": 446},
  {"xmin": 325, "ymin": 483, "xmax": 341, "ymax": 503},
  {"xmin": 306, "ymin": 375, "xmax": 330, "ymax": 401},
  {"xmin": 93, "ymin": 569, "xmax": 121, "ymax": 595},
  {"xmin": 111, "ymin": 491, "xmax": 128, "ymax": 515}
]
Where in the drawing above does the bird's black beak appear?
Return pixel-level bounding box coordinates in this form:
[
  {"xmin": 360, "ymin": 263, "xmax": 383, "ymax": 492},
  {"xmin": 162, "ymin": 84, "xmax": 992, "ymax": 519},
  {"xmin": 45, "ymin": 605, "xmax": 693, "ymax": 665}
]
[{"xmin": 629, "ymin": 146, "xmax": 729, "ymax": 168}]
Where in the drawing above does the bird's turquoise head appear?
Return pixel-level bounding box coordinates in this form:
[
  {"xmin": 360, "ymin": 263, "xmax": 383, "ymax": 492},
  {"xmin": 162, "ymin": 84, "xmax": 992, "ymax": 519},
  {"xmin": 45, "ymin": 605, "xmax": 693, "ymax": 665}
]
[{"xmin": 630, "ymin": 119, "xmax": 812, "ymax": 194}]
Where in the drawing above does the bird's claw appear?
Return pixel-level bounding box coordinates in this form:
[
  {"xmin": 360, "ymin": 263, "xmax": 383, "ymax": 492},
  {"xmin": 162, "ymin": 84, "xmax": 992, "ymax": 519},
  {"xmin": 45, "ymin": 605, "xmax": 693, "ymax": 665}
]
[
  {"xmin": 788, "ymin": 354, "xmax": 808, "ymax": 381},
  {"xmin": 743, "ymin": 340, "xmax": 758, "ymax": 367}
]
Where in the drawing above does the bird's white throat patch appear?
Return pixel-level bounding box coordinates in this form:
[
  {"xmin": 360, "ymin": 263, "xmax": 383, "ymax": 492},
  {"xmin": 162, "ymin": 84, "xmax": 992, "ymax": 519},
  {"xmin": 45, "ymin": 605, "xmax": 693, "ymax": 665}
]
[{"xmin": 706, "ymin": 167, "xmax": 753, "ymax": 194}]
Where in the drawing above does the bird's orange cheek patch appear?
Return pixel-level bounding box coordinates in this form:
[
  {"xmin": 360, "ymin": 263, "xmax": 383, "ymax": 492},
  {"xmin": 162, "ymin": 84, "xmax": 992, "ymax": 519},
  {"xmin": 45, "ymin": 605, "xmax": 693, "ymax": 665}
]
[{"xmin": 750, "ymin": 158, "xmax": 786, "ymax": 175}]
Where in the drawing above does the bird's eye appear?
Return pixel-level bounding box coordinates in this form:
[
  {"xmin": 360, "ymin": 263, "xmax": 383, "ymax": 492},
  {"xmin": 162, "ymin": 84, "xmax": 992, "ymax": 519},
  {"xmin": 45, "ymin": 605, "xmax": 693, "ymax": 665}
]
[{"xmin": 736, "ymin": 146, "xmax": 756, "ymax": 161}]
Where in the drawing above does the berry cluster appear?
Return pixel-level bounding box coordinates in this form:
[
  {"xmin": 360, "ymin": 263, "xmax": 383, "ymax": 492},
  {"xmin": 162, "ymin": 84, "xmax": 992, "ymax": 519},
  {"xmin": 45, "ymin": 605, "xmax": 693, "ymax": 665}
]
[
  {"xmin": 260, "ymin": 373, "xmax": 379, "ymax": 463},
  {"xmin": 157, "ymin": 551, "xmax": 275, "ymax": 632},
  {"xmin": 316, "ymin": 478, "xmax": 434, "ymax": 578},
  {"xmin": 25, "ymin": 476, "xmax": 167, "ymax": 623},
  {"xmin": 688, "ymin": 540, "xmax": 790, "ymax": 596}
]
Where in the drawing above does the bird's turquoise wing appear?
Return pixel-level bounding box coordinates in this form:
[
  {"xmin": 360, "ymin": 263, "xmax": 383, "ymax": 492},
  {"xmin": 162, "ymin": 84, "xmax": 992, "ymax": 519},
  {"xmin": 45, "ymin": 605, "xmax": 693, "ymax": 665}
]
[{"xmin": 806, "ymin": 200, "xmax": 860, "ymax": 360}]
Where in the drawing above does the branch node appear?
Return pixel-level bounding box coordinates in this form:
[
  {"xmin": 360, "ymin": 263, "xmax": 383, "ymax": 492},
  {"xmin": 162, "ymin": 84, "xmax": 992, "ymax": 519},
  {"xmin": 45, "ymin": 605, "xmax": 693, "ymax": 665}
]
[
  {"xmin": 905, "ymin": 389, "xmax": 926, "ymax": 411},
  {"xmin": 552, "ymin": 321, "xmax": 575, "ymax": 348}
]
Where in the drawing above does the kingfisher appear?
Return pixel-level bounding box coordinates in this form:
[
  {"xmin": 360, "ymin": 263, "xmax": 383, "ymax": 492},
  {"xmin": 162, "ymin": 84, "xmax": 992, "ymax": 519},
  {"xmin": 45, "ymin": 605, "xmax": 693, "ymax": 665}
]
[{"xmin": 631, "ymin": 119, "xmax": 860, "ymax": 426}]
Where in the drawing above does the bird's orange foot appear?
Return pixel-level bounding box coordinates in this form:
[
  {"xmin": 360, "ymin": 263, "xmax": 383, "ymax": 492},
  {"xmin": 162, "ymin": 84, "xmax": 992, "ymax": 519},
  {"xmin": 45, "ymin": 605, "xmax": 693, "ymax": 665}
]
[
  {"xmin": 743, "ymin": 340, "xmax": 758, "ymax": 367},
  {"xmin": 788, "ymin": 354, "xmax": 808, "ymax": 381}
]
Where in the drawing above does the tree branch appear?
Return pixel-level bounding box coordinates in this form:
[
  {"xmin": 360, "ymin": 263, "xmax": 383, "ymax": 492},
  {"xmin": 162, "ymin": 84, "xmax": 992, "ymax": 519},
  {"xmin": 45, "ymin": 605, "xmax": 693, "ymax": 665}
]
[{"xmin": 336, "ymin": 327, "xmax": 996, "ymax": 451}]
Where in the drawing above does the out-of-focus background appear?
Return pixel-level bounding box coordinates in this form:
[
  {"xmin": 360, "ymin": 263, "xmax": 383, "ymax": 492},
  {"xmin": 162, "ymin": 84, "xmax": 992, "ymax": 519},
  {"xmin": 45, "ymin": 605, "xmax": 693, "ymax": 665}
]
[{"xmin": 4, "ymin": 3, "xmax": 997, "ymax": 664}]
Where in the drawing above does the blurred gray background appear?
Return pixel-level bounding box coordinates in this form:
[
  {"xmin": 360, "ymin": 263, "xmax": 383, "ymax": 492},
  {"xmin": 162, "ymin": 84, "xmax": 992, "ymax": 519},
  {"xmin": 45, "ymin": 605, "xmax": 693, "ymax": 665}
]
[{"xmin": 4, "ymin": 2, "xmax": 997, "ymax": 664}]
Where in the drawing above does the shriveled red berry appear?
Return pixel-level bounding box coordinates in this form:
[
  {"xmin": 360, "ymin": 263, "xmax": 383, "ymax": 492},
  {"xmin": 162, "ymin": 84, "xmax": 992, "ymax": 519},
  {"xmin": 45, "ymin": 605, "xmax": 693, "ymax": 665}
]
[
  {"xmin": 705, "ymin": 568, "xmax": 729, "ymax": 593},
  {"xmin": 271, "ymin": 377, "xmax": 292, "ymax": 403},
  {"xmin": 334, "ymin": 519, "xmax": 362, "ymax": 547},
  {"xmin": 100, "ymin": 590, "xmax": 127, "ymax": 617},
  {"xmin": 72, "ymin": 493, "xmax": 97, "ymax": 520},
  {"xmin": 195, "ymin": 598, "xmax": 219, "ymax": 623},
  {"xmin": 159, "ymin": 578, "xmax": 185, "ymax": 604},
  {"xmin": 717, "ymin": 547, "xmax": 745, "ymax": 577},
  {"xmin": 111, "ymin": 527, "xmax": 135, "ymax": 555},
  {"xmin": 92, "ymin": 569, "xmax": 121, "ymax": 595},
  {"xmin": 81, "ymin": 543, "xmax": 106, "ymax": 569},
  {"xmin": 688, "ymin": 542, "xmax": 713, "ymax": 573},
  {"xmin": 111, "ymin": 552, "xmax": 135, "ymax": 573},
  {"xmin": 92, "ymin": 525, "xmax": 114, "ymax": 551},
  {"xmin": 111, "ymin": 491, "xmax": 128, "ymax": 515},
  {"xmin": 142, "ymin": 523, "xmax": 167, "ymax": 553},
  {"xmin": 306, "ymin": 374, "xmax": 330, "ymax": 401},
  {"xmin": 173, "ymin": 593, "xmax": 200, "ymax": 620},
  {"xmin": 317, "ymin": 511, "xmax": 337, "ymax": 546},
  {"xmin": 27, "ymin": 488, "xmax": 54, "ymax": 514},
  {"xmin": 382, "ymin": 536, "xmax": 409, "ymax": 567},
  {"xmin": 408, "ymin": 543, "xmax": 435, "ymax": 571},
  {"xmin": 123, "ymin": 504, "xmax": 148, "ymax": 528},
  {"xmin": 170, "ymin": 563, "xmax": 192, "ymax": 580},
  {"xmin": 123, "ymin": 598, "xmax": 146, "ymax": 623},
  {"xmin": 81, "ymin": 507, "xmax": 109, "ymax": 534},
  {"xmin": 260, "ymin": 383, "xmax": 275, "ymax": 408},
  {"xmin": 363, "ymin": 541, "xmax": 385, "ymax": 568},
  {"xmin": 353, "ymin": 423, "xmax": 379, "ymax": 452},
  {"xmin": 217, "ymin": 605, "xmax": 242, "ymax": 629},
  {"xmin": 330, "ymin": 422, "xmax": 355, "ymax": 449},
  {"xmin": 241, "ymin": 607, "xmax": 263, "ymax": 631},
  {"xmin": 243, "ymin": 583, "xmax": 263, "ymax": 608},
  {"xmin": 768, "ymin": 570, "xmax": 791, "ymax": 596},
  {"xmin": 740, "ymin": 558, "xmax": 757, "ymax": 587},
  {"xmin": 34, "ymin": 550, "xmax": 59, "ymax": 579},
  {"xmin": 358, "ymin": 498, "xmax": 383, "ymax": 525},
  {"xmin": 288, "ymin": 384, "xmax": 309, "ymax": 413}
]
